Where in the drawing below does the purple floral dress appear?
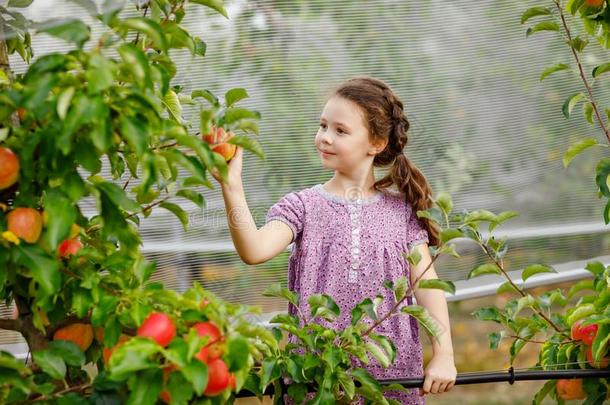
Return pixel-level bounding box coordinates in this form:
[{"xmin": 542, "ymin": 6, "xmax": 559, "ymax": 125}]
[{"xmin": 265, "ymin": 184, "xmax": 429, "ymax": 404}]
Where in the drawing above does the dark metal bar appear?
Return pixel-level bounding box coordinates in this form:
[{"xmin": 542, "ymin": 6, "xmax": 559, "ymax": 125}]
[{"xmin": 234, "ymin": 367, "xmax": 610, "ymax": 397}]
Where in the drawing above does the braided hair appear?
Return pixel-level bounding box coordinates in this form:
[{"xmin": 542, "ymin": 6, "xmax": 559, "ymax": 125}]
[{"xmin": 329, "ymin": 75, "xmax": 440, "ymax": 247}]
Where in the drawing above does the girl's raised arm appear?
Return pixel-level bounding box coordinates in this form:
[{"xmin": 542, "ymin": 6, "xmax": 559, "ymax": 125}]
[{"xmin": 212, "ymin": 147, "xmax": 294, "ymax": 265}]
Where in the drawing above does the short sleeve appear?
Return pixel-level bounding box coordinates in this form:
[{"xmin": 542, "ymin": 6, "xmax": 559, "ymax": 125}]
[
  {"xmin": 406, "ymin": 202, "xmax": 429, "ymax": 251},
  {"xmin": 265, "ymin": 192, "xmax": 305, "ymax": 243}
]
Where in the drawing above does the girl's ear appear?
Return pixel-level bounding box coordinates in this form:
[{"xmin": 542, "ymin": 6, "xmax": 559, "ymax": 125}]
[{"xmin": 369, "ymin": 137, "xmax": 388, "ymax": 155}]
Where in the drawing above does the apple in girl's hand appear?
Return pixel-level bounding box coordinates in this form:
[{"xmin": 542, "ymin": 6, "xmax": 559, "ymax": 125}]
[{"xmin": 202, "ymin": 126, "xmax": 237, "ymax": 162}]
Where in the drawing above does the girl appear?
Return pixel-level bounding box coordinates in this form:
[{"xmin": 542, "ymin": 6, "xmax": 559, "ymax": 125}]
[{"xmin": 212, "ymin": 76, "xmax": 457, "ymax": 404}]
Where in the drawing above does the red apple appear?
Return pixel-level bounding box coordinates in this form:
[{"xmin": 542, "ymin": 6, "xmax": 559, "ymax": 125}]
[
  {"xmin": 137, "ymin": 312, "xmax": 176, "ymax": 347},
  {"xmin": 57, "ymin": 238, "xmax": 83, "ymax": 257},
  {"xmin": 586, "ymin": 345, "xmax": 610, "ymax": 368},
  {"xmin": 193, "ymin": 321, "xmax": 223, "ymax": 362},
  {"xmin": 0, "ymin": 147, "xmax": 19, "ymax": 190},
  {"xmin": 202, "ymin": 126, "xmax": 236, "ymax": 162},
  {"xmin": 586, "ymin": 0, "xmax": 604, "ymax": 7},
  {"xmin": 580, "ymin": 322, "xmax": 599, "ymax": 346},
  {"xmin": 7, "ymin": 207, "xmax": 42, "ymax": 243},
  {"xmin": 556, "ymin": 378, "xmax": 586, "ymax": 400},
  {"xmin": 203, "ymin": 358, "xmax": 230, "ymax": 396}
]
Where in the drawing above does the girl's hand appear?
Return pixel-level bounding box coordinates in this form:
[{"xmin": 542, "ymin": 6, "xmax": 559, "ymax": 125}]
[
  {"xmin": 210, "ymin": 146, "xmax": 243, "ymax": 190},
  {"xmin": 420, "ymin": 352, "xmax": 457, "ymax": 396}
]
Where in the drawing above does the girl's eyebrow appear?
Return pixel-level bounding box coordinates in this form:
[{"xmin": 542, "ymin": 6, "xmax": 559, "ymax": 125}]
[{"xmin": 319, "ymin": 117, "xmax": 351, "ymax": 129}]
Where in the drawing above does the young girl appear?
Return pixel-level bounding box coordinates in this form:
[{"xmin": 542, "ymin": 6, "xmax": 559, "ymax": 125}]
[{"xmin": 212, "ymin": 75, "xmax": 457, "ymax": 404}]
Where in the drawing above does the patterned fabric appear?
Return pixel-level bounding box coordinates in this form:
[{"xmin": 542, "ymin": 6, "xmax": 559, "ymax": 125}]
[{"xmin": 266, "ymin": 183, "xmax": 429, "ymax": 404}]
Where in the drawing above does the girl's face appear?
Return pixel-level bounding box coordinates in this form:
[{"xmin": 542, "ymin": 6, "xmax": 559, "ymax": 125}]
[{"xmin": 315, "ymin": 95, "xmax": 385, "ymax": 171}]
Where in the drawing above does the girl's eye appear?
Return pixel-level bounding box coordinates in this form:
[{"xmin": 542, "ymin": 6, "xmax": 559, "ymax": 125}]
[{"xmin": 319, "ymin": 123, "xmax": 326, "ymax": 129}]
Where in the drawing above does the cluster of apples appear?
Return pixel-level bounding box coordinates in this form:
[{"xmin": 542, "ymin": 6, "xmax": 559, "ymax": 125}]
[
  {"xmin": 119, "ymin": 310, "xmax": 236, "ymax": 402},
  {"xmin": 1, "ymin": 146, "xmax": 83, "ymax": 256},
  {"xmin": 202, "ymin": 125, "xmax": 236, "ymax": 162},
  {"xmin": 556, "ymin": 318, "xmax": 610, "ymax": 400}
]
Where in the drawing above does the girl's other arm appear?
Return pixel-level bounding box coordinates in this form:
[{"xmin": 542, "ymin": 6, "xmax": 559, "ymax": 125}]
[{"xmin": 409, "ymin": 243, "xmax": 454, "ymax": 357}]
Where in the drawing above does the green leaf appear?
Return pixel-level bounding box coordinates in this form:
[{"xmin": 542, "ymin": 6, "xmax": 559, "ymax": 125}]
[
  {"xmin": 118, "ymin": 115, "xmax": 149, "ymax": 157},
  {"xmin": 526, "ymin": 21, "xmax": 560, "ymax": 37},
  {"xmin": 226, "ymin": 335, "xmax": 249, "ymax": 372},
  {"xmin": 567, "ymin": 0, "xmax": 585, "ymax": 15},
  {"xmin": 592, "ymin": 62, "xmax": 610, "ymax": 78},
  {"xmin": 14, "ymin": 245, "xmax": 61, "ymax": 297},
  {"xmin": 223, "ymin": 107, "xmax": 260, "ymax": 125},
  {"xmin": 108, "ymin": 338, "xmax": 160, "ymax": 381},
  {"xmin": 440, "ymin": 229, "xmax": 463, "ymax": 243},
  {"xmin": 227, "ymin": 135, "xmax": 265, "ymax": 159},
  {"xmin": 308, "ymin": 294, "xmax": 340, "ymax": 321},
  {"xmin": 176, "ymin": 189, "xmax": 205, "ymax": 209},
  {"xmin": 467, "ymin": 263, "xmax": 502, "ymax": 279},
  {"xmin": 224, "ymin": 88, "xmax": 248, "ymax": 107},
  {"xmin": 7, "ymin": 0, "xmax": 34, "ymax": 7},
  {"xmin": 585, "ymin": 260, "xmax": 606, "ymax": 275},
  {"xmin": 403, "ymin": 247, "xmax": 422, "ymax": 268},
  {"xmin": 393, "ymin": 276, "xmax": 408, "ymax": 302},
  {"xmin": 463, "ymin": 209, "xmax": 498, "ymax": 224},
  {"xmin": 566, "ymin": 303, "xmax": 596, "ymax": 326},
  {"xmin": 127, "ymin": 368, "xmax": 163, "ymax": 405},
  {"xmin": 583, "ymin": 101, "xmax": 594, "ymax": 125},
  {"xmin": 369, "ymin": 333, "xmax": 397, "ymax": 364},
  {"xmin": 163, "ymin": 89, "xmax": 183, "ymax": 123},
  {"xmin": 96, "ymin": 181, "xmax": 140, "ymax": 212},
  {"xmin": 521, "ymin": 264, "xmax": 557, "ymax": 281},
  {"xmin": 568, "ymin": 36, "xmax": 589, "ymax": 53},
  {"xmin": 562, "ymin": 92, "xmax": 586, "ymax": 118},
  {"xmin": 471, "ymin": 306, "xmax": 505, "ymax": 324},
  {"xmin": 159, "ymin": 202, "xmax": 189, "ymax": 231},
  {"xmin": 43, "ymin": 188, "xmax": 77, "ymax": 251},
  {"xmin": 496, "ymin": 281, "xmax": 521, "ymax": 295},
  {"xmin": 415, "ymin": 279, "xmax": 456, "ymax": 295},
  {"xmin": 401, "ymin": 304, "xmax": 443, "ymax": 339},
  {"xmin": 596, "ymin": 158, "xmax": 610, "ymax": 197},
  {"xmin": 192, "ymin": 89, "xmax": 219, "ymax": 107},
  {"xmin": 364, "ymin": 341, "xmax": 390, "ymax": 368},
  {"xmin": 190, "ymin": 0, "xmax": 228, "ymax": 18},
  {"xmin": 540, "ymin": 63, "xmax": 570, "ymax": 81},
  {"xmin": 33, "ymin": 349, "xmax": 66, "ymax": 380},
  {"xmin": 120, "ymin": 18, "xmax": 168, "ymax": 52},
  {"xmin": 434, "ymin": 192, "xmax": 453, "ymax": 215},
  {"xmin": 520, "ymin": 7, "xmax": 552, "ymax": 24},
  {"xmin": 35, "ymin": 18, "xmax": 90, "ymax": 48},
  {"xmin": 262, "ymin": 283, "xmax": 299, "ymax": 307},
  {"xmin": 48, "ymin": 340, "xmax": 85, "ymax": 367},
  {"xmin": 86, "ymin": 53, "xmax": 115, "ymax": 94},
  {"xmin": 57, "ymin": 87, "xmax": 76, "ymax": 120},
  {"xmin": 118, "ymin": 44, "xmax": 152, "ymax": 90},
  {"xmin": 260, "ymin": 358, "xmax": 280, "ymax": 392},
  {"xmin": 488, "ymin": 331, "xmax": 504, "ymax": 350},
  {"xmin": 567, "ymin": 279, "xmax": 595, "ymax": 299}
]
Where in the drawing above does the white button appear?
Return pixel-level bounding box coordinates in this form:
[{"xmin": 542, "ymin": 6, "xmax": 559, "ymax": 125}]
[
  {"xmin": 352, "ymin": 228, "xmax": 360, "ymax": 234},
  {"xmin": 351, "ymin": 247, "xmax": 360, "ymax": 254}
]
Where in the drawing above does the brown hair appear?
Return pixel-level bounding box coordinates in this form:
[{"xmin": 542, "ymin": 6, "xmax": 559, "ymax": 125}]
[{"xmin": 329, "ymin": 75, "xmax": 440, "ymax": 248}]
